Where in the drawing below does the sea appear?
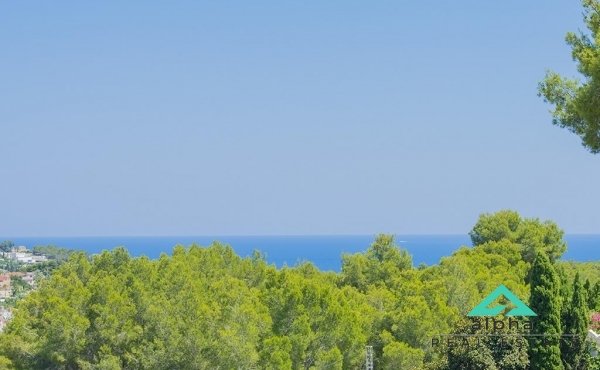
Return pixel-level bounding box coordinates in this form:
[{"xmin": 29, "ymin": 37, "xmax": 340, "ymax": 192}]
[{"xmin": 2, "ymin": 235, "xmax": 599, "ymax": 272}]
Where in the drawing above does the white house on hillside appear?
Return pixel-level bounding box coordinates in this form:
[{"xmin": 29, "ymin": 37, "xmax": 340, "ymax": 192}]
[{"xmin": 9, "ymin": 252, "xmax": 33, "ymax": 264}]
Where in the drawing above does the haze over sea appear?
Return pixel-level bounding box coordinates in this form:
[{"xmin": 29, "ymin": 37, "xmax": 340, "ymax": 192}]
[{"xmin": 3, "ymin": 235, "xmax": 599, "ymax": 272}]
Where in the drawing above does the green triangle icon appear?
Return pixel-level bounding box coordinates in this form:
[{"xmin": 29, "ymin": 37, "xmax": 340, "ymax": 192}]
[{"xmin": 467, "ymin": 284, "xmax": 537, "ymax": 316}]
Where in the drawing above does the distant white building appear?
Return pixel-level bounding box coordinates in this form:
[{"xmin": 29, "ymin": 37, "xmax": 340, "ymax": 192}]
[
  {"xmin": 10, "ymin": 252, "xmax": 33, "ymax": 264},
  {"xmin": 31, "ymin": 255, "xmax": 48, "ymax": 263}
]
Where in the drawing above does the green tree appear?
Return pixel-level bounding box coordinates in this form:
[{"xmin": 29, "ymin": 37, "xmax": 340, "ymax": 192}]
[
  {"xmin": 582, "ymin": 341, "xmax": 600, "ymax": 370},
  {"xmin": 445, "ymin": 242, "xmax": 529, "ymax": 302},
  {"xmin": 557, "ymin": 264, "xmax": 574, "ymax": 339},
  {"xmin": 19, "ymin": 260, "xmax": 61, "ymax": 278},
  {"xmin": 440, "ymin": 320, "xmax": 499, "ymax": 370},
  {"xmin": 0, "ymin": 227, "xmax": 588, "ymax": 369},
  {"xmin": 529, "ymin": 252, "xmax": 564, "ymax": 370},
  {"xmin": 264, "ymin": 265, "xmax": 368, "ymax": 369},
  {"xmin": 380, "ymin": 331, "xmax": 424, "ymax": 370},
  {"xmin": 469, "ymin": 210, "xmax": 567, "ymax": 264},
  {"xmin": 340, "ymin": 234, "xmax": 412, "ymax": 291},
  {"xmin": 585, "ymin": 278, "xmax": 593, "ymax": 308},
  {"xmin": 561, "ymin": 273, "xmax": 589, "ymax": 370},
  {"xmin": 431, "ymin": 318, "xmax": 529, "ymax": 370},
  {"xmin": 592, "ymin": 281, "xmax": 600, "ymax": 310},
  {"xmin": 0, "ymin": 246, "xmax": 274, "ymax": 369},
  {"xmin": 258, "ymin": 336, "xmax": 293, "ymax": 370},
  {"xmin": 0, "ymin": 259, "xmax": 20, "ymax": 272},
  {"xmin": 314, "ymin": 347, "xmax": 343, "ymax": 370},
  {"xmin": 0, "ymin": 241, "xmax": 14, "ymax": 258},
  {"xmin": 9, "ymin": 276, "xmax": 29, "ymax": 298},
  {"xmin": 538, "ymin": 0, "xmax": 600, "ymax": 154},
  {"xmin": 32, "ymin": 245, "xmax": 82, "ymax": 262},
  {"xmin": 486, "ymin": 332, "xmax": 530, "ymax": 370}
]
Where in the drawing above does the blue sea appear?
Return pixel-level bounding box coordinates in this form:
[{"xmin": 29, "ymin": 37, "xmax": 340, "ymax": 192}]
[{"xmin": 2, "ymin": 235, "xmax": 599, "ymax": 272}]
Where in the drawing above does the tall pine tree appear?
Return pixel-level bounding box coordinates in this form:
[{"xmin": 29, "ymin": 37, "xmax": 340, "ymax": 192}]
[
  {"xmin": 529, "ymin": 252, "xmax": 564, "ymax": 370},
  {"xmin": 557, "ymin": 264, "xmax": 573, "ymax": 344},
  {"xmin": 584, "ymin": 278, "xmax": 592, "ymax": 310},
  {"xmin": 591, "ymin": 281, "xmax": 600, "ymax": 312},
  {"xmin": 561, "ymin": 273, "xmax": 589, "ymax": 370}
]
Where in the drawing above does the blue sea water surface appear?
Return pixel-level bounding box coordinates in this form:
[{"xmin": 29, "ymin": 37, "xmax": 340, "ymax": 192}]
[{"xmin": 2, "ymin": 235, "xmax": 599, "ymax": 272}]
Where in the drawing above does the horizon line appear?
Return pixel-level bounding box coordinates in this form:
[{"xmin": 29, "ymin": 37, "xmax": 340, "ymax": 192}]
[
  {"xmin": 2, "ymin": 233, "xmax": 470, "ymax": 238},
  {"xmin": 2, "ymin": 233, "xmax": 600, "ymax": 238}
]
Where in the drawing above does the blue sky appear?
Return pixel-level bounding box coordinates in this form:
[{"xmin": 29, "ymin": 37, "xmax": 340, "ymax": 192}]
[{"xmin": 1, "ymin": 1, "xmax": 599, "ymax": 236}]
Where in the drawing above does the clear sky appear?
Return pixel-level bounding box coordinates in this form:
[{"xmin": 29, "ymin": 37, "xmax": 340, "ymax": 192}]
[{"xmin": 1, "ymin": 1, "xmax": 599, "ymax": 236}]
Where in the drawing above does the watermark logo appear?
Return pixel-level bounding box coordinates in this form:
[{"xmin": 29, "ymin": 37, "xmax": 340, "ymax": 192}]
[
  {"xmin": 467, "ymin": 284, "xmax": 536, "ymax": 317},
  {"xmin": 431, "ymin": 284, "xmax": 579, "ymax": 350}
]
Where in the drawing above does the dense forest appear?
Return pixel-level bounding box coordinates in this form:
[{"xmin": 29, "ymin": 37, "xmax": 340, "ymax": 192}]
[{"xmin": 0, "ymin": 210, "xmax": 599, "ymax": 369}]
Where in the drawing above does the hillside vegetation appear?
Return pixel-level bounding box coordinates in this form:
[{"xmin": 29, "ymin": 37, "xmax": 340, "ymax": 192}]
[{"xmin": 0, "ymin": 210, "xmax": 598, "ymax": 369}]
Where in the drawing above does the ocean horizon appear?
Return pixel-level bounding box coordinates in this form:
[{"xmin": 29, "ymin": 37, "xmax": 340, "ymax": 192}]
[{"xmin": 2, "ymin": 234, "xmax": 599, "ymax": 272}]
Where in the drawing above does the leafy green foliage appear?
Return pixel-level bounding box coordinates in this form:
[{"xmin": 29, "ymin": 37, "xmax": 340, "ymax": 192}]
[
  {"xmin": 469, "ymin": 210, "xmax": 567, "ymax": 264},
  {"xmin": 0, "ymin": 211, "xmax": 596, "ymax": 369},
  {"xmin": 0, "ymin": 245, "xmax": 370, "ymax": 369},
  {"xmin": 529, "ymin": 252, "xmax": 564, "ymax": 370},
  {"xmin": 9, "ymin": 276, "xmax": 30, "ymax": 298},
  {"xmin": 19, "ymin": 260, "xmax": 62, "ymax": 278},
  {"xmin": 32, "ymin": 244, "xmax": 83, "ymax": 262},
  {"xmin": 561, "ymin": 273, "xmax": 589, "ymax": 370},
  {"xmin": 340, "ymin": 234, "xmax": 412, "ymax": 292},
  {"xmin": 592, "ymin": 281, "xmax": 600, "ymax": 311},
  {"xmin": 0, "ymin": 259, "xmax": 21, "ymax": 272},
  {"xmin": 582, "ymin": 342, "xmax": 600, "ymax": 370},
  {"xmin": 556, "ymin": 260, "xmax": 600, "ymax": 287},
  {"xmin": 538, "ymin": 0, "xmax": 600, "ymax": 153},
  {"xmin": 433, "ymin": 318, "xmax": 529, "ymax": 370},
  {"xmin": 0, "ymin": 241, "xmax": 14, "ymax": 255},
  {"xmin": 380, "ymin": 332, "xmax": 424, "ymax": 370}
]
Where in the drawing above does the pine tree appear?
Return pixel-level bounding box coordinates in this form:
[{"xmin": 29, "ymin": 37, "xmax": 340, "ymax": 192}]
[
  {"xmin": 584, "ymin": 278, "xmax": 592, "ymax": 310},
  {"xmin": 592, "ymin": 281, "xmax": 600, "ymax": 312},
  {"xmin": 561, "ymin": 273, "xmax": 589, "ymax": 370},
  {"xmin": 529, "ymin": 252, "xmax": 564, "ymax": 370},
  {"xmin": 439, "ymin": 318, "xmax": 529, "ymax": 370},
  {"xmin": 557, "ymin": 264, "xmax": 572, "ymax": 339},
  {"xmin": 444, "ymin": 320, "xmax": 499, "ymax": 370}
]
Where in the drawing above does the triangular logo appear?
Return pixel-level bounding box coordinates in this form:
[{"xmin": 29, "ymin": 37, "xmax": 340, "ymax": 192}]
[{"xmin": 467, "ymin": 284, "xmax": 537, "ymax": 316}]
